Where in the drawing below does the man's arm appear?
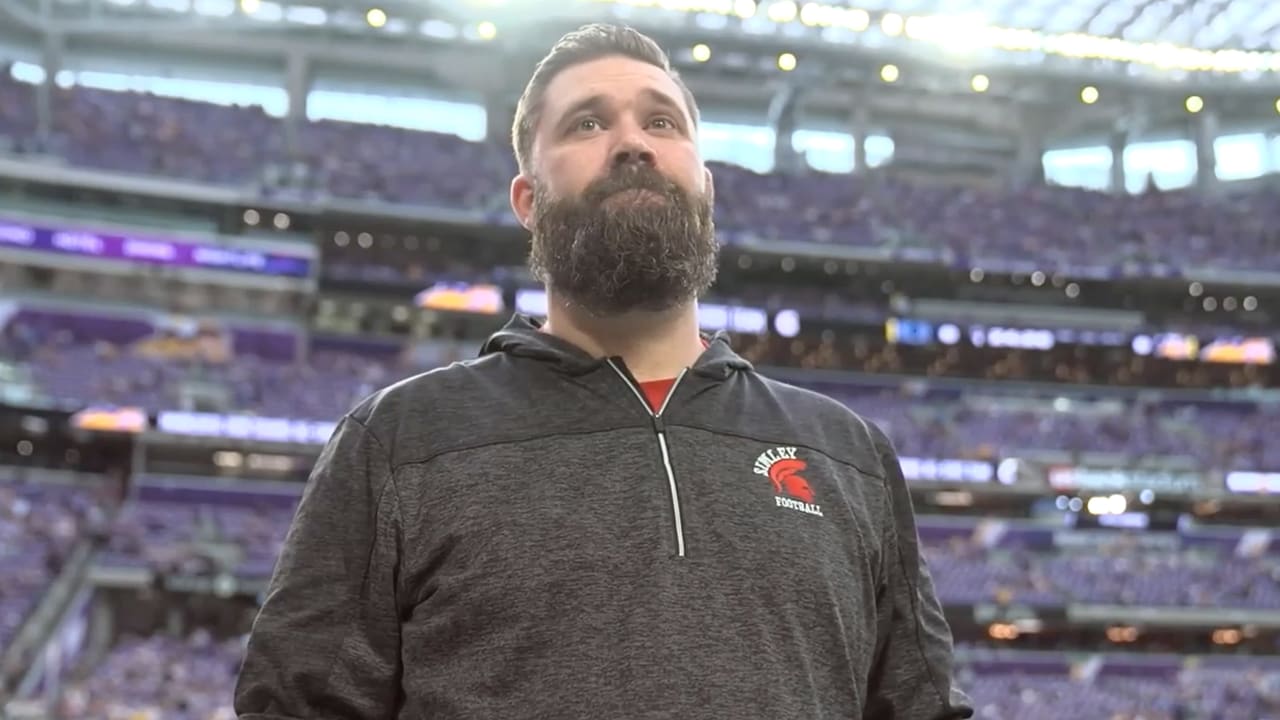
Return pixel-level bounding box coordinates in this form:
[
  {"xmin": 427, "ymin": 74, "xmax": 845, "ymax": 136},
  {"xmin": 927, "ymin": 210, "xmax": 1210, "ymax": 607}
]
[
  {"xmin": 235, "ymin": 416, "xmax": 403, "ymax": 719},
  {"xmin": 863, "ymin": 420, "xmax": 974, "ymax": 720}
]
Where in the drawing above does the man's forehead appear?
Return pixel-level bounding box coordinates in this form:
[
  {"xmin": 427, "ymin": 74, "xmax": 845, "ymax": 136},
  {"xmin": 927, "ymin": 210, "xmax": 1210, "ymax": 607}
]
[{"xmin": 541, "ymin": 56, "xmax": 690, "ymax": 120}]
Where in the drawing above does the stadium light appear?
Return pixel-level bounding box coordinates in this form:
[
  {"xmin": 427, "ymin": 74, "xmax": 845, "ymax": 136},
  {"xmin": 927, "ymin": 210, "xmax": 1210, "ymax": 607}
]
[
  {"xmin": 767, "ymin": 0, "xmax": 797, "ymax": 22},
  {"xmin": 1275, "ymin": 98, "xmax": 1280, "ymax": 114},
  {"xmin": 239, "ymin": 0, "xmax": 258, "ymax": 13},
  {"xmin": 1080, "ymin": 85, "xmax": 1099, "ymax": 104},
  {"xmin": 477, "ymin": 21, "xmax": 497, "ymax": 40},
  {"xmin": 970, "ymin": 74, "xmax": 989, "ymax": 92},
  {"xmin": 1185, "ymin": 95, "xmax": 1204, "ymax": 113},
  {"xmin": 880, "ymin": 12, "xmax": 904, "ymax": 36},
  {"xmin": 590, "ymin": 0, "xmax": 1280, "ymax": 74},
  {"xmin": 692, "ymin": 43, "xmax": 711, "ymax": 62},
  {"xmin": 880, "ymin": 64, "xmax": 900, "ymax": 83},
  {"xmin": 800, "ymin": 4, "xmax": 869, "ymax": 30},
  {"xmin": 777, "ymin": 52, "xmax": 797, "ymax": 71},
  {"xmin": 366, "ymin": 7, "xmax": 386, "ymax": 28},
  {"xmin": 1244, "ymin": 296, "xmax": 1258, "ymax": 311}
]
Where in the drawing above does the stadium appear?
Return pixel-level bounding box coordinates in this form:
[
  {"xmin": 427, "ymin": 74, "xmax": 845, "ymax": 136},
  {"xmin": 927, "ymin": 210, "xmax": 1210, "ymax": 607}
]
[{"xmin": 1, "ymin": 0, "xmax": 1280, "ymax": 716}]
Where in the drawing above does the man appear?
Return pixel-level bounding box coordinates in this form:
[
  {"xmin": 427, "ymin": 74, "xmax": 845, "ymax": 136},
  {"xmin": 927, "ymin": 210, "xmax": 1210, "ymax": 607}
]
[{"xmin": 235, "ymin": 23, "xmax": 973, "ymax": 720}]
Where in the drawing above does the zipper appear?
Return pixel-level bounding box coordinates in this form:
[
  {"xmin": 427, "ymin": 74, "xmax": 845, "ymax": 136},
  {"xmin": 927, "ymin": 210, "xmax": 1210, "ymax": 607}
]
[{"xmin": 606, "ymin": 359, "xmax": 689, "ymax": 558}]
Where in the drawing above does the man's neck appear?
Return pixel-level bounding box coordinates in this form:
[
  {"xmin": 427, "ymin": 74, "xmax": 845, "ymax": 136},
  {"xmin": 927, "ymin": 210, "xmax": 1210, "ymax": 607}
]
[{"xmin": 540, "ymin": 295, "xmax": 706, "ymax": 382}]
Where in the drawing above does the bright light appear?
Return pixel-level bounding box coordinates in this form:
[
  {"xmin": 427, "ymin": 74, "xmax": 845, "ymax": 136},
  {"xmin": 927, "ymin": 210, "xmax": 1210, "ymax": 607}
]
[
  {"xmin": 239, "ymin": 0, "xmax": 258, "ymax": 12},
  {"xmin": 777, "ymin": 52, "xmax": 797, "ymax": 71},
  {"xmin": 880, "ymin": 63, "xmax": 899, "ymax": 83},
  {"xmin": 1274, "ymin": 98, "xmax": 1280, "ymax": 114},
  {"xmin": 365, "ymin": 7, "xmax": 386, "ymax": 27},
  {"xmin": 582, "ymin": 0, "xmax": 1280, "ymax": 75},
  {"xmin": 1109, "ymin": 494, "xmax": 1126, "ymax": 514},
  {"xmin": 1081, "ymin": 85, "xmax": 1099, "ymax": 104},
  {"xmin": 767, "ymin": 0, "xmax": 797, "ymax": 22},
  {"xmin": 476, "ymin": 21, "xmax": 496, "ymax": 39},
  {"xmin": 692, "ymin": 43, "xmax": 711, "ymax": 62},
  {"xmin": 881, "ymin": 12, "xmax": 903, "ymax": 36},
  {"xmin": 1244, "ymin": 296, "xmax": 1258, "ymax": 311},
  {"xmin": 971, "ymin": 73, "xmax": 990, "ymax": 92},
  {"xmin": 1185, "ymin": 95, "xmax": 1204, "ymax": 113}
]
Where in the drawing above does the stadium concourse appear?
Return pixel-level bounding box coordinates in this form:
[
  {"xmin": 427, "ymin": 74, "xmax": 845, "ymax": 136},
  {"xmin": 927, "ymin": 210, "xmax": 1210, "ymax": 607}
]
[{"xmin": 2, "ymin": 1, "xmax": 1280, "ymax": 718}]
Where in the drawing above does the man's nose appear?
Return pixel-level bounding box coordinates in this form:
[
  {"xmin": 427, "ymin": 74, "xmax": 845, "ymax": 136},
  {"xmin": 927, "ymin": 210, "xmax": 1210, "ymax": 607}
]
[{"xmin": 611, "ymin": 130, "xmax": 656, "ymax": 167}]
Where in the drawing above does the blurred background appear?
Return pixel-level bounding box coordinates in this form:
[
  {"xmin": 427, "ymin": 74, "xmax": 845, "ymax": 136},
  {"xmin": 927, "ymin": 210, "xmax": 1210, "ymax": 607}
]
[{"xmin": 0, "ymin": 0, "xmax": 1279, "ymax": 718}]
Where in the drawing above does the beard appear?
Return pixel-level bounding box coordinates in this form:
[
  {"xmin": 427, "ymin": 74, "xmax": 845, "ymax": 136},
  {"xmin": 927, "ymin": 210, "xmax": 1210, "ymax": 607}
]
[{"xmin": 527, "ymin": 162, "xmax": 718, "ymax": 318}]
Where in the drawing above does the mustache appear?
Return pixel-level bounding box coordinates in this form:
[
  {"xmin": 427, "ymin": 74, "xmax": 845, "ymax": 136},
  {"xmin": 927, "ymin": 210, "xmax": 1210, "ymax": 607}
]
[{"xmin": 579, "ymin": 164, "xmax": 687, "ymax": 206}]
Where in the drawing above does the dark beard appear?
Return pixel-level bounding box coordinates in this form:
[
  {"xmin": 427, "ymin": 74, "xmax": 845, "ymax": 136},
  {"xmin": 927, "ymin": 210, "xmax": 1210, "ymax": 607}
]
[{"xmin": 528, "ymin": 162, "xmax": 718, "ymax": 317}]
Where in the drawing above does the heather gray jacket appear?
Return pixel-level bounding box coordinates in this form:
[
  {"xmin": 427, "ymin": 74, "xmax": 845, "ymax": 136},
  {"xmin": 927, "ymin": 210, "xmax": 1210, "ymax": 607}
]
[{"xmin": 234, "ymin": 314, "xmax": 973, "ymax": 720}]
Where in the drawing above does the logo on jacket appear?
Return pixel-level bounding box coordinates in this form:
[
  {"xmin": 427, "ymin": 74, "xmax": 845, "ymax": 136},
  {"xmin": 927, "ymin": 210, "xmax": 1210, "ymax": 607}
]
[{"xmin": 754, "ymin": 446, "xmax": 823, "ymax": 517}]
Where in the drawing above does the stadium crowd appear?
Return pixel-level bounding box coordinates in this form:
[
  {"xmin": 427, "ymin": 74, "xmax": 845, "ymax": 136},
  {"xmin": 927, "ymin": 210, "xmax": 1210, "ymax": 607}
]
[
  {"xmin": 2, "ymin": 75, "xmax": 1280, "ymax": 274},
  {"xmin": 4, "ymin": 308, "xmax": 1277, "ymax": 473},
  {"xmin": 2, "ymin": 472, "xmax": 1272, "ymax": 720}
]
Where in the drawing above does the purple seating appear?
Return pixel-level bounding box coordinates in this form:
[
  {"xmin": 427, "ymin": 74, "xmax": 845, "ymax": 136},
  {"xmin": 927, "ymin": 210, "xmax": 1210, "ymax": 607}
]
[
  {"xmin": 6, "ymin": 306, "xmax": 1280, "ymax": 472},
  {"xmin": 922, "ymin": 534, "xmax": 1280, "ymax": 610},
  {"xmin": 57, "ymin": 630, "xmax": 244, "ymax": 720},
  {"xmin": 99, "ymin": 482, "xmax": 299, "ymax": 579},
  {"xmin": 2, "ymin": 75, "xmax": 1279, "ymax": 273},
  {"xmin": 0, "ymin": 475, "xmax": 104, "ymax": 653}
]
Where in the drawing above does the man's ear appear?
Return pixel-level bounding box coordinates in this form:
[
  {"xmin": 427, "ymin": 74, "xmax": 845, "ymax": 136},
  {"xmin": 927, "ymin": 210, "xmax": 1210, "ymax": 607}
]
[{"xmin": 510, "ymin": 173, "xmax": 535, "ymax": 231}]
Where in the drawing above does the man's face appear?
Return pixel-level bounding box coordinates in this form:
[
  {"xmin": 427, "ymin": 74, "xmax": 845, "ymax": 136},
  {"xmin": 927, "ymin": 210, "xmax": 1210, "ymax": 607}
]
[{"xmin": 510, "ymin": 55, "xmax": 718, "ymax": 317}]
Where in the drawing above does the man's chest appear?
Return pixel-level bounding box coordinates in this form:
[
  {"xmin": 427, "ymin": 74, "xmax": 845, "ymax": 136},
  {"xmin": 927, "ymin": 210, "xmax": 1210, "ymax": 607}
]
[{"xmin": 395, "ymin": 426, "xmax": 887, "ymax": 605}]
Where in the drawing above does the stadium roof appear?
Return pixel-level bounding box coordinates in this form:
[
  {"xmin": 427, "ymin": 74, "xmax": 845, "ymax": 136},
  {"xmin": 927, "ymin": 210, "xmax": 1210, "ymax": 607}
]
[{"xmin": 857, "ymin": 0, "xmax": 1280, "ymax": 51}]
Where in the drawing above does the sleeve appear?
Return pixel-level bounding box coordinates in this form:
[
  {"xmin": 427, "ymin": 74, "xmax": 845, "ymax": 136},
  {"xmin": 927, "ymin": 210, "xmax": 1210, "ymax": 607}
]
[
  {"xmin": 863, "ymin": 421, "xmax": 974, "ymax": 720},
  {"xmin": 234, "ymin": 416, "xmax": 403, "ymax": 720}
]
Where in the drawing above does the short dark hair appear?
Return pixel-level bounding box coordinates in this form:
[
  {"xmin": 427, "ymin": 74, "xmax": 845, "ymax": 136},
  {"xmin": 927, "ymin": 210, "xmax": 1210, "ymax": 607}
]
[{"xmin": 511, "ymin": 23, "xmax": 700, "ymax": 175}]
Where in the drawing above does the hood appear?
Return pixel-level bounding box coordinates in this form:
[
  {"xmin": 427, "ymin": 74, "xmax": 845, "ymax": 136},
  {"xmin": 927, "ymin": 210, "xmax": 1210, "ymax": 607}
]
[{"xmin": 479, "ymin": 313, "xmax": 753, "ymax": 379}]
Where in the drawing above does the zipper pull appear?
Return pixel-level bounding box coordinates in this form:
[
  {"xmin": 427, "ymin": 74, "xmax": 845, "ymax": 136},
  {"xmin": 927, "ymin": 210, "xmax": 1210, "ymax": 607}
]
[{"xmin": 652, "ymin": 413, "xmax": 666, "ymax": 433}]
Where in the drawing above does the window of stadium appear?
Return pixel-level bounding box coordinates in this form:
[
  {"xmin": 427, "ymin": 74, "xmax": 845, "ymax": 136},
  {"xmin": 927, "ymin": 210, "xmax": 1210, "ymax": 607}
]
[
  {"xmin": 1214, "ymin": 132, "xmax": 1274, "ymax": 181},
  {"xmin": 7, "ymin": 62, "xmax": 289, "ymax": 117},
  {"xmin": 792, "ymin": 130, "xmax": 895, "ymax": 173},
  {"xmin": 698, "ymin": 121, "xmax": 776, "ymax": 173},
  {"xmin": 1041, "ymin": 145, "xmax": 1112, "ymax": 192},
  {"xmin": 305, "ymin": 89, "xmax": 487, "ymax": 142},
  {"xmin": 1123, "ymin": 139, "xmax": 1196, "ymax": 193}
]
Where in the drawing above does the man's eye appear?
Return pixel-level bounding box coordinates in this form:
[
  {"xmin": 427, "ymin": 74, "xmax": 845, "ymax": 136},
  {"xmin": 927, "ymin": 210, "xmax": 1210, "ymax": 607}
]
[
  {"xmin": 650, "ymin": 117, "xmax": 676, "ymax": 130},
  {"xmin": 574, "ymin": 117, "xmax": 601, "ymax": 132}
]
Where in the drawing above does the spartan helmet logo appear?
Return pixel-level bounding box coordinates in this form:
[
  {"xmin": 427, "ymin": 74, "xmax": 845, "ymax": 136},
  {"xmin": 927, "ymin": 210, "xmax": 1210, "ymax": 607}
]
[{"xmin": 768, "ymin": 458, "xmax": 815, "ymax": 504}]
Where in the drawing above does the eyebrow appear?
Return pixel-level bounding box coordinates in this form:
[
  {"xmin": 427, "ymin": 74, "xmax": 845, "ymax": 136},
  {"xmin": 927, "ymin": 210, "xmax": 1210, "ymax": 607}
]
[{"xmin": 555, "ymin": 87, "xmax": 690, "ymax": 128}]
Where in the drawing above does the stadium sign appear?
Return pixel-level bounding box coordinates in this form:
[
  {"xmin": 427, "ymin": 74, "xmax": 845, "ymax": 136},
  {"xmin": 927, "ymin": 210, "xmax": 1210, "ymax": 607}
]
[
  {"xmin": 899, "ymin": 457, "xmax": 994, "ymax": 484},
  {"xmin": 156, "ymin": 411, "xmax": 337, "ymax": 445},
  {"xmin": 1048, "ymin": 466, "xmax": 1204, "ymax": 495},
  {"xmin": 1224, "ymin": 471, "xmax": 1280, "ymax": 495},
  {"xmin": 0, "ymin": 219, "xmax": 312, "ymax": 278}
]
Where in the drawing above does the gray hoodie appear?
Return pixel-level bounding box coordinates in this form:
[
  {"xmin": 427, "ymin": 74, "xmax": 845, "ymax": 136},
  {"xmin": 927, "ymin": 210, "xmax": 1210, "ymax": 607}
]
[{"xmin": 234, "ymin": 314, "xmax": 974, "ymax": 719}]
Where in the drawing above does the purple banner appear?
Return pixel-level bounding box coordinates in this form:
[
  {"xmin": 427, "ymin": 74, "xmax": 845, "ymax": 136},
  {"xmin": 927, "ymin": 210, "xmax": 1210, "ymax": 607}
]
[{"xmin": 0, "ymin": 219, "xmax": 312, "ymax": 278}]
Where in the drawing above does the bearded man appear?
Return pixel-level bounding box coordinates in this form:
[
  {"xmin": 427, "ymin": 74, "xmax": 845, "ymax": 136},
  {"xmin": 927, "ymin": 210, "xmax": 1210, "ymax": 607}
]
[{"xmin": 235, "ymin": 23, "xmax": 972, "ymax": 720}]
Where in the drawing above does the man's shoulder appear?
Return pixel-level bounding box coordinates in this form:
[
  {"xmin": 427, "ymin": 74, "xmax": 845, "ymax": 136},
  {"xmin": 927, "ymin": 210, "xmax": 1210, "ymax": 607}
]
[
  {"xmin": 738, "ymin": 372, "xmax": 891, "ymax": 472},
  {"xmin": 753, "ymin": 373, "xmax": 880, "ymax": 432},
  {"xmin": 342, "ymin": 353, "xmax": 520, "ymax": 462}
]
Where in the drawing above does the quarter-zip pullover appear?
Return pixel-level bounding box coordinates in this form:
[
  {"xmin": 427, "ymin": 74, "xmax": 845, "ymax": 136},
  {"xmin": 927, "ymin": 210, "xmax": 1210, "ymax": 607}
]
[{"xmin": 235, "ymin": 313, "xmax": 973, "ymax": 720}]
